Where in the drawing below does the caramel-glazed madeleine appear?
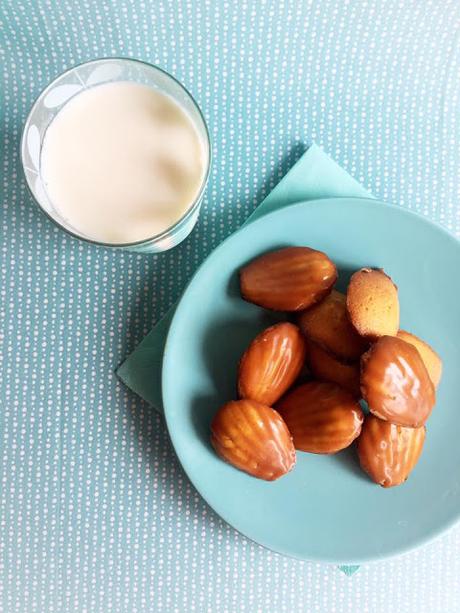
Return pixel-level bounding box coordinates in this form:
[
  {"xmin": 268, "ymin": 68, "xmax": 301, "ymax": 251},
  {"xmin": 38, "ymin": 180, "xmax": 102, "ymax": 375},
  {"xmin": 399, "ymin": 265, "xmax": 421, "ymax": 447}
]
[
  {"xmin": 240, "ymin": 246, "xmax": 337, "ymax": 311},
  {"xmin": 357, "ymin": 414, "xmax": 426, "ymax": 487},
  {"xmin": 211, "ymin": 399, "xmax": 296, "ymax": 481},
  {"xmin": 361, "ymin": 336, "xmax": 435, "ymax": 427}
]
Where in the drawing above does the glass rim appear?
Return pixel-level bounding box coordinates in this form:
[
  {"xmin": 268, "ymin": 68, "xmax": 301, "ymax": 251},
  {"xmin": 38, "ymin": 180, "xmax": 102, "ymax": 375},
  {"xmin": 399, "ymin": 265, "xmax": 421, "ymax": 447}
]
[{"xmin": 20, "ymin": 56, "xmax": 212, "ymax": 249}]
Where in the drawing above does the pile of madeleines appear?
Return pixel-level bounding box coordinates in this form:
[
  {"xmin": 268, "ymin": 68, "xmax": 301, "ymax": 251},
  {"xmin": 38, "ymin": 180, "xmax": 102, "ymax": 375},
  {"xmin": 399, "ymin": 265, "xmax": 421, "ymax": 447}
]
[{"xmin": 210, "ymin": 246, "xmax": 442, "ymax": 487}]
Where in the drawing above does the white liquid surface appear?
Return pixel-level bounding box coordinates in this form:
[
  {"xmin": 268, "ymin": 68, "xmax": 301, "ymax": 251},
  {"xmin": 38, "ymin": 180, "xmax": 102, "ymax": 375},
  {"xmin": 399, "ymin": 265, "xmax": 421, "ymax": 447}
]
[{"xmin": 41, "ymin": 81, "xmax": 207, "ymax": 244}]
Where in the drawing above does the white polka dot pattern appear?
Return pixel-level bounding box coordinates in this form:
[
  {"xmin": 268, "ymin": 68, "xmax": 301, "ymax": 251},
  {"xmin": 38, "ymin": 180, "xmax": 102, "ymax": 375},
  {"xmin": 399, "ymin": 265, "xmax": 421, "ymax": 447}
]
[{"xmin": 1, "ymin": 1, "xmax": 460, "ymax": 611}]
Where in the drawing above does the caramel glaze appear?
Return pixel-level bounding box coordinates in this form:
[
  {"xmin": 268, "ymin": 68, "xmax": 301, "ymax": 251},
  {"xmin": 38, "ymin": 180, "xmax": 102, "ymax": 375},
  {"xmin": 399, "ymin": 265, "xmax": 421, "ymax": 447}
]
[
  {"xmin": 361, "ymin": 336, "xmax": 435, "ymax": 428},
  {"xmin": 277, "ymin": 381, "xmax": 364, "ymax": 454},
  {"xmin": 211, "ymin": 399, "xmax": 296, "ymax": 481},
  {"xmin": 238, "ymin": 322, "xmax": 306, "ymax": 406},
  {"xmin": 357, "ymin": 414, "xmax": 426, "ymax": 487},
  {"xmin": 240, "ymin": 246, "xmax": 337, "ymax": 312}
]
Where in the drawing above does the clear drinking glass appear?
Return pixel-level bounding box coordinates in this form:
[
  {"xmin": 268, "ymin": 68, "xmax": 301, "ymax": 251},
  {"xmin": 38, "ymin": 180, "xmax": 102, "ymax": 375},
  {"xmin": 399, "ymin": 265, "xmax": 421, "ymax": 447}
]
[{"xmin": 20, "ymin": 58, "xmax": 211, "ymax": 253}]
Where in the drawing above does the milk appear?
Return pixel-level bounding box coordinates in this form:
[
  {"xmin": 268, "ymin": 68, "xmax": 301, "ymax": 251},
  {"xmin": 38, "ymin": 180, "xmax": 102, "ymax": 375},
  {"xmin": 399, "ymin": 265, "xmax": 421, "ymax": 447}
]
[{"xmin": 40, "ymin": 81, "xmax": 207, "ymax": 244}]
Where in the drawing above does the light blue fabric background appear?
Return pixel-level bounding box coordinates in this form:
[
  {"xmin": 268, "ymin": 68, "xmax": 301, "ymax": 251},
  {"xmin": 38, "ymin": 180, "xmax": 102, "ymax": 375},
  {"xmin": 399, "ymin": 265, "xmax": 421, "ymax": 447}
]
[{"xmin": 1, "ymin": 1, "xmax": 460, "ymax": 612}]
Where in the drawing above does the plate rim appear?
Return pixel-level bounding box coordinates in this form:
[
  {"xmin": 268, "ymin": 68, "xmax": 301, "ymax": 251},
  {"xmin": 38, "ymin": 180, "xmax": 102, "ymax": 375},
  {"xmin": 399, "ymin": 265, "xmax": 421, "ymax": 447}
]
[{"xmin": 162, "ymin": 197, "xmax": 460, "ymax": 564}]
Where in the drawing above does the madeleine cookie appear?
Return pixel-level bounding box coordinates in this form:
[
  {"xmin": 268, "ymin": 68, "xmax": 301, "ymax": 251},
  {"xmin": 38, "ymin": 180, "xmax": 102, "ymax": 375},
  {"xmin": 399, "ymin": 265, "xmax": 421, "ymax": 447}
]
[
  {"xmin": 347, "ymin": 268, "xmax": 399, "ymax": 340},
  {"xmin": 361, "ymin": 336, "xmax": 435, "ymax": 427},
  {"xmin": 277, "ymin": 382, "xmax": 364, "ymax": 454},
  {"xmin": 397, "ymin": 330, "xmax": 442, "ymax": 388},
  {"xmin": 298, "ymin": 290, "xmax": 368, "ymax": 361},
  {"xmin": 240, "ymin": 246, "xmax": 337, "ymax": 311},
  {"xmin": 357, "ymin": 414, "xmax": 426, "ymax": 488},
  {"xmin": 305, "ymin": 339, "xmax": 361, "ymax": 396},
  {"xmin": 238, "ymin": 322, "xmax": 306, "ymax": 406},
  {"xmin": 211, "ymin": 399, "xmax": 296, "ymax": 480}
]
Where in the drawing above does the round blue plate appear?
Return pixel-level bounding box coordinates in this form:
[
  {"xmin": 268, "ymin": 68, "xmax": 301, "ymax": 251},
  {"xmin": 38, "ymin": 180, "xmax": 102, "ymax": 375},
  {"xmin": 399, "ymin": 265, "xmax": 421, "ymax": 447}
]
[{"xmin": 162, "ymin": 198, "xmax": 460, "ymax": 564}]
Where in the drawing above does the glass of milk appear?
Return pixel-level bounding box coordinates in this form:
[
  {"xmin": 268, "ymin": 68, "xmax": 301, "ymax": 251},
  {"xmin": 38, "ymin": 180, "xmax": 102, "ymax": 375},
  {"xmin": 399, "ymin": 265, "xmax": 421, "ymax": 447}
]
[{"xmin": 21, "ymin": 58, "xmax": 211, "ymax": 253}]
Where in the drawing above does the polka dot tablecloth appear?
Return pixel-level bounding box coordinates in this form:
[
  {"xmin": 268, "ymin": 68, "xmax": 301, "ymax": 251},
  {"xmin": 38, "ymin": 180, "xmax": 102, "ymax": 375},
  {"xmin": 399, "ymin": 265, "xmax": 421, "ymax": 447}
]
[{"xmin": 2, "ymin": 1, "xmax": 460, "ymax": 611}]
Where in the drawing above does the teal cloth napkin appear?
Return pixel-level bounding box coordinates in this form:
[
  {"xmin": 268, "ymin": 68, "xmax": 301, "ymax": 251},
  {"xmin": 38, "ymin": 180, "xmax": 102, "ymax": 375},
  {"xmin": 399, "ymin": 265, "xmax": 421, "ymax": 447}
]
[{"xmin": 117, "ymin": 143, "xmax": 371, "ymax": 576}]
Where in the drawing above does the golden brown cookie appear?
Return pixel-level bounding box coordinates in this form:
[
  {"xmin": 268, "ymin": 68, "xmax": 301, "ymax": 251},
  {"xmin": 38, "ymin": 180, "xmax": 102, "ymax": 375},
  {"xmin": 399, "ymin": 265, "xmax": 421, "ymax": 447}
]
[
  {"xmin": 397, "ymin": 330, "xmax": 442, "ymax": 388},
  {"xmin": 211, "ymin": 399, "xmax": 296, "ymax": 481},
  {"xmin": 357, "ymin": 414, "xmax": 426, "ymax": 488},
  {"xmin": 239, "ymin": 246, "xmax": 337, "ymax": 311},
  {"xmin": 346, "ymin": 268, "xmax": 399, "ymax": 340},
  {"xmin": 277, "ymin": 382, "xmax": 364, "ymax": 454},
  {"xmin": 360, "ymin": 336, "xmax": 435, "ymax": 428},
  {"xmin": 298, "ymin": 290, "xmax": 368, "ymax": 361},
  {"xmin": 304, "ymin": 339, "xmax": 361, "ymax": 397},
  {"xmin": 238, "ymin": 322, "xmax": 306, "ymax": 406}
]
